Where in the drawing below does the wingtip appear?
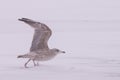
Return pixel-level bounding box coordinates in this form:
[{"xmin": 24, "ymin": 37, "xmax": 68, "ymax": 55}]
[
  {"xmin": 18, "ymin": 18, "xmax": 22, "ymax": 21},
  {"xmin": 18, "ymin": 18, "xmax": 26, "ymax": 21},
  {"xmin": 18, "ymin": 18, "xmax": 24, "ymax": 21},
  {"xmin": 18, "ymin": 18, "xmax": 37, "ymax": 23}
]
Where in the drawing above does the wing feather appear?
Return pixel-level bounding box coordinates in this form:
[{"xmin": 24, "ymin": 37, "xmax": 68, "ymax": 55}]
[
  {"xmin": 18, "ymin": 18, "xmax": 52, "ymax": 52},
  {"xmin": 30, "ymin": 23, "xmax": 52, "ymax": 51}
]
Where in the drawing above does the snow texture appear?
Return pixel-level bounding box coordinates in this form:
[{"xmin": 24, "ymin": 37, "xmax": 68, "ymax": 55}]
[{"xmin": 0, "ymin": 0, "xmax": 120, "ymax": 80}]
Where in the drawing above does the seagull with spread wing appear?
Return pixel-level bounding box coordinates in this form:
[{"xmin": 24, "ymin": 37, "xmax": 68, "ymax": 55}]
[{"xmin": 17, "ymin": 18, "xmax": 65, "ymax": 68}]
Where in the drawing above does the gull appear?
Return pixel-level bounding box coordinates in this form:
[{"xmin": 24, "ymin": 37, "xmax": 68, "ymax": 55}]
[{"xmin": 17, "ymin": 18, "xmax": 65, "ymax": 68}]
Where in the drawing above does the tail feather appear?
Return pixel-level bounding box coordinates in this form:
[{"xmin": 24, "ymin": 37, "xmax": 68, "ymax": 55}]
[
  {"xmin": 17, "ymin": 55, "xmax": 24, "ymax": 58},
  {"xmin": 17, "ymin": 54, "xmax": 30, "ymax": 58},
  {"xmin": 17, "ymin": 53, "xmax": 35, "ymax": 58}
]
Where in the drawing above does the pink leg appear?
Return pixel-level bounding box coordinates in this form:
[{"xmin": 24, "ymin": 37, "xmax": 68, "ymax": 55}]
[{"xmin": 24, "ymin": 59, "xmax": 31, "ymax": 68}]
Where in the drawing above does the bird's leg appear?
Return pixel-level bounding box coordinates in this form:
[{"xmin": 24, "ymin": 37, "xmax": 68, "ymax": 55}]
[
  {"xmin": 33, "ymin": 60, "xmax": 39, "ymax": 66},
  {"xmin": 24, "ymin": 59, "xmax": 31, "ymax": 68},
  {"xmin": 33, "ymin": 60, "xmax": 37, "ymax": 66},
  {"xmin": 37, "ymin": 62, "xmax": 39, "ymax": 66}
]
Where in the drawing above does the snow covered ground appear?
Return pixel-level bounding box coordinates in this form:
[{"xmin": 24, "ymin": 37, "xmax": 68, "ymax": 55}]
[
  {"xmin": 0, "ymin": 21, "xmax": 120, "ymax": 80},
  {"xmin": 0, "ymin": 0, "xmax": 120, "ymax": 80}
]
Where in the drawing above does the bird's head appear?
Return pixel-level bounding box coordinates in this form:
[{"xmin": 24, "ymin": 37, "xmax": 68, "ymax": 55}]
[{"xmin": 51, "ymin": 48, "xmax": 65, "ymax": 54}]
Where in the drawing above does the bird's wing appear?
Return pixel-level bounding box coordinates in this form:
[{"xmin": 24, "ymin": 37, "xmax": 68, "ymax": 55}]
[
  {"xmin": 18, "ymin": 18, "xmax": 52, "ymax": 52},
  {"xmin": 30, "ymin": 23, "xmax": 52, "ymax": 51}
]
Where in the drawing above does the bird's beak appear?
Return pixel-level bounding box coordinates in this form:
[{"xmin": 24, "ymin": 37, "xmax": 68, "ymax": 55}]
[{"xmin": 60, "ymin": 51, "xmax": 66, "ymax": 54}]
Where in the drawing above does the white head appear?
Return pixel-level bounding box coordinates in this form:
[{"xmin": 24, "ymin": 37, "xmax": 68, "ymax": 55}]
[{"xmin": 51, "ymin": 48, "xmax": 65, "ymax": 54}]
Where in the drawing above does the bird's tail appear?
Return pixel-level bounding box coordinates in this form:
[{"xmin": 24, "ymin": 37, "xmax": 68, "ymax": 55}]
[
  {"xmin": 17, "ymin": 54, "xmax": 30, "ymax": 58},
  {"xmin": 17, "ymin": 55, "xmax": 23, "ymax": 58}
]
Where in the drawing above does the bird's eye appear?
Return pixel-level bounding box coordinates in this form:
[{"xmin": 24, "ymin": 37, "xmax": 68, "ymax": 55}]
[
  {"xmin": 56, "ymin": 49, "xmax": 59, "ymax": 52},
  {"xmin": 37, "ymin": 22, "xmax": 41, "ymax": 24}
]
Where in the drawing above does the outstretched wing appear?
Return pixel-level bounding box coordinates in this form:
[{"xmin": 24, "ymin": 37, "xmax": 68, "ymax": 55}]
[
  {"xmin": 30, "ymin": 23, "xmax": 52, "ymax": 51},
  {"xmin": 18, "ymin": 18, "xmax": 52, "ymax": 52}
]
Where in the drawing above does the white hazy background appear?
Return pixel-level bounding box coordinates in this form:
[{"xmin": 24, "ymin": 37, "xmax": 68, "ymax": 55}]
[{"xmin": 0, "ymin": 0, "xmax": 120, "ymax": 80}]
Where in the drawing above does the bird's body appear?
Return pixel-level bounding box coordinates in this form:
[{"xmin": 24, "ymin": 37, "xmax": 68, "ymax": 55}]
[
  {"xmin": 17, "ymin": 18, "xmax": 65, "ymax": 68},
  {"xmin": 18, "ymin": 48, "xmax": 63, "ymax": 61}
]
